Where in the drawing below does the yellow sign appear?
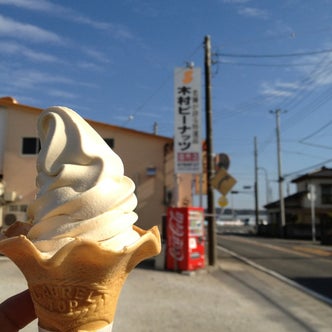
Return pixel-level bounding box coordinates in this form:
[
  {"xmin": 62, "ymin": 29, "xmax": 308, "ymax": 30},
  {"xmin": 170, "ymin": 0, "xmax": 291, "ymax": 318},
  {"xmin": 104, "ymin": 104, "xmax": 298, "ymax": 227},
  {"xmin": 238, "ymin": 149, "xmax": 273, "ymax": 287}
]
[
  {"xmin": 218, "ymin": 195, "xmax": 228, "ymax": 207},
  {"xmin": 211, "ymin": 168, "xmax": 237, "ymax": 196}
]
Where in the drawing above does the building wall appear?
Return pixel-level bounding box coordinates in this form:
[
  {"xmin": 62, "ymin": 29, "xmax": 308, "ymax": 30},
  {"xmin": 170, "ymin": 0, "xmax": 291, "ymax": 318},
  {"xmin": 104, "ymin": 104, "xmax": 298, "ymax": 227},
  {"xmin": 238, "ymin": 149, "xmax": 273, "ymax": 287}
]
[
  {"xmin": 297, "ymin": 179, "xmax": 332, "ymax": 209},
  {"xmin": 0, "ymin": 99, "xmax": 178, "ymax": 232},
  {"xmin": 0, "ymin": 107, "xmax": 6, "ymax": 175},
  {"xmin": 3, "ymin": 105, "xmax": 40, "ymax": 205},
  {"xmin": 91, "ymin": 123, "xmax": 172, "ymax": 229}
]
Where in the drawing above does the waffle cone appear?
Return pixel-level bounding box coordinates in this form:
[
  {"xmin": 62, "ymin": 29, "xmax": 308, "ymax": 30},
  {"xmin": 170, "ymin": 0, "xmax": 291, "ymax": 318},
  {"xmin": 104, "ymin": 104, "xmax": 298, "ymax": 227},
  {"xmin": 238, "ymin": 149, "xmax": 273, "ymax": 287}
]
[{"xmin": 0, "ymin": 225, "xmax": 160, "ymax": 331}]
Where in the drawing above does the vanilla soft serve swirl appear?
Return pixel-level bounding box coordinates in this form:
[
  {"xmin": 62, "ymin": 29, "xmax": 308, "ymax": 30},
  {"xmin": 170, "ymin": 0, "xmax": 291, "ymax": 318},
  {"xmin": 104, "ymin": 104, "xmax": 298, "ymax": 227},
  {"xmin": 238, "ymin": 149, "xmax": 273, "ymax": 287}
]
[{"xmin": 27, "ymin": 107, "xmax": 140, "ymax": 256}]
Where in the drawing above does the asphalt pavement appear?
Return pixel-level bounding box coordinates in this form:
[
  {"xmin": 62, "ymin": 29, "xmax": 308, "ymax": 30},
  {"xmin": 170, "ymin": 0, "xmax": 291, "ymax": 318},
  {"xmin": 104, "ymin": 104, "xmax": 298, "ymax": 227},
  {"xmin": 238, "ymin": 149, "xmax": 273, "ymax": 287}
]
[
  {"xmin": 218, "ymin": 234, "xmax": 332, "ymax": 302},
  {"xmin": 1, "ymin": 246, "xmax": 332, "ymax": 332}
]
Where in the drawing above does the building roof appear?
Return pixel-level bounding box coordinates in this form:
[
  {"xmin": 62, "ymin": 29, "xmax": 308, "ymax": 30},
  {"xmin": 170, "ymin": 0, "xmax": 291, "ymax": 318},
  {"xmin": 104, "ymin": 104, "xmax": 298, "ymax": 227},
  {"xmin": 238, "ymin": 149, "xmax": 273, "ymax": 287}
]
[
  {"xmin": 264, "ymin": 191, "xmax": 307, "ymax": 209},
  {"xmin": 0, "ymin": 96, "xmax": 41, "ymax": 114},
  {"xmin": 0, "ymin": 96, "xmax": 173, "ymax": 142},
  {"xmin": 291, "ymin": 166, "xmax": 332, "ymax": 183}
]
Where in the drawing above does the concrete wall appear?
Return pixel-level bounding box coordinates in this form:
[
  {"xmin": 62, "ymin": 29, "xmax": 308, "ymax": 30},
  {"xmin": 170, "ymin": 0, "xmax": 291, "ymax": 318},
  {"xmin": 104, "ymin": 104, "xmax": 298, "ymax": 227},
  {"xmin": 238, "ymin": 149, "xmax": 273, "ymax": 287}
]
[{"xmin": 297, "ymin": 179, "xmax": 332, "ymax": 209}]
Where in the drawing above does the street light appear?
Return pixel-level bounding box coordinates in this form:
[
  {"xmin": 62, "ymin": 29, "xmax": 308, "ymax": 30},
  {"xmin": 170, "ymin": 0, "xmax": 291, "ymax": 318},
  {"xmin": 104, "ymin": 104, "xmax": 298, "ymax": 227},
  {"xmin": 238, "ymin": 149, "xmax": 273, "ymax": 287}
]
[{"xmin": 259, "ymin": 167, "xmax": 271, "ymax": 205}]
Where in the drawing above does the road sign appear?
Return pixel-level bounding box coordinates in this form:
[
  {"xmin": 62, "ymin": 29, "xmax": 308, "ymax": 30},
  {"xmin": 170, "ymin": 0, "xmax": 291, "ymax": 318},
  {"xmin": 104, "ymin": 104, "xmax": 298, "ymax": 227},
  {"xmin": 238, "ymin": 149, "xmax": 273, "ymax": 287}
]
[
  {"xmin": 211, "ymin": 168, "xmax": 237, "ymax": 196},
  {"xmin": 215, "ymin": 153, "xmax": 230, "ymax": 170},
  {"xmin": 218, "ymin": 195, "xmax": 228, "ymax": 207}
]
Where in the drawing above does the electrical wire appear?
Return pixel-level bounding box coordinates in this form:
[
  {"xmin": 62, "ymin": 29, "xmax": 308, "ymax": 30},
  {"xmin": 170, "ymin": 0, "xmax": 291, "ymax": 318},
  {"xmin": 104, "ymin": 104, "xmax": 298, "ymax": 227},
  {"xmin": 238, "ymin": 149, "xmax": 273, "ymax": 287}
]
[
  {"xmin": 300, "ymin": 120, "xmax": 332, "ymax": 142},
  {"xmin": 121, "ymin": 42, "xmax": 203, "ymax": 128},
  {"xmin": 217, "ymin": 48, "xmax": 332, "ymax": 58},
  {"xmin": 298, "ymin": 118, "xmax": 332, "ymax": 150},
  {"xmin": 258, "ymin": 54, "xmax": 332, "ymax": 152},
  {"xmin": 216, "ymin": 49, "xmax": 332, "ymax": 139},
  {"xmin": 284, "ymin": 158, "xmax": 332, "ymax": 179},
  {"xmin": 213, "ymin": 41, "xmax": 332, "ymax": 185},
  {"xmin": 281, "ymin": 54, "xmax": 332, "ymax": 111},
  {"xmin": 219, "ymin": 60, "xmax": 319, "ymax": 67}
]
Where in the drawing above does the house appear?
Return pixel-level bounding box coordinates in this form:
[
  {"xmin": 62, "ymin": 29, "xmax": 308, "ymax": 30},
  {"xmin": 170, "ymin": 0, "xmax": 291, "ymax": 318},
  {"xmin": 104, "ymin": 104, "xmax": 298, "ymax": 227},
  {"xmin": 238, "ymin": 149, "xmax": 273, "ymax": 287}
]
[
  {"xmin": 0, "ymin": 97, "xmax": 193, "ymax": 234},
  {"xmin": 264, "ymin": 167, "xmax": 332, "ymax": 243}
]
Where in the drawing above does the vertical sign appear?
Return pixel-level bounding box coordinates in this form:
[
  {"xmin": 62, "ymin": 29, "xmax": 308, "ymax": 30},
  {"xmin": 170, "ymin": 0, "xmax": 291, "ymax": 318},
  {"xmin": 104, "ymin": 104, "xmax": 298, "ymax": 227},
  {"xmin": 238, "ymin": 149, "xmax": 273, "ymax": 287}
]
[{"xmin": 174, "ymin": 67, "xmax": 202, "ymax": 174}]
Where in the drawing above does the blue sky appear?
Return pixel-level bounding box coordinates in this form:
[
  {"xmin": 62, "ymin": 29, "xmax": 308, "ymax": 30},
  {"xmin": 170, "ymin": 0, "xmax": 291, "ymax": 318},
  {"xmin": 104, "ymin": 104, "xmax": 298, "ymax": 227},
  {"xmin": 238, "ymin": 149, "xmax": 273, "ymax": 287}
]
[{"xmin": 2, "ymin": 0, "xmax": 332, "ymax": 210}]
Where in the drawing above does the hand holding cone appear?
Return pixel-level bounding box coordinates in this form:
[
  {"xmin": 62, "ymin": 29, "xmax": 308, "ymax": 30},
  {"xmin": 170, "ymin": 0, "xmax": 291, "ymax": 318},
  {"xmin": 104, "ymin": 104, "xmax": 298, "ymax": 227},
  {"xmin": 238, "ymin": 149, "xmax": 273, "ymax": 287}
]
[
  {"xmin": 0, "ymin": 225, "xmax": 160, "ymax": 331},
  {"xmin": 0, "ymin": 106, "xmax": 162, "ymax": 331}
]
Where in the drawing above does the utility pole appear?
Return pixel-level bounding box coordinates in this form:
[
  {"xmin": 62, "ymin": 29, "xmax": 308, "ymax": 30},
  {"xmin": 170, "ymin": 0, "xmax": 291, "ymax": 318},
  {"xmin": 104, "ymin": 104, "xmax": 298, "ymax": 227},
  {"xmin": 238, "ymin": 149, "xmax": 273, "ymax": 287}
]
[
  {"xmin": 270, "ymin": 109, "xmax": 286, "ymax": 236},
  {"xmin": 204, "ymin": 35, "xmax": 216, "ymax": 266},
  {"xmin": 259, "ymin": 167, "xmax": 270, "ymax": 204},
  {"xmin": 309, "ymin": 184, "xmax": 316, "ymax": 242},
  {"xmin": 254, "ymin": 136, "xmax": 259, "ymax": 229}
]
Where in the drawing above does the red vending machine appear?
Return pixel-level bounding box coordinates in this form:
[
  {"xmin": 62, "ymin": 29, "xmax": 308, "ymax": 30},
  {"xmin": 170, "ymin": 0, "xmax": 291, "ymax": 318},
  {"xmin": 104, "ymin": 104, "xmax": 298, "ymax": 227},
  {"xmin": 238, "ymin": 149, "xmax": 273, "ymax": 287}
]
[{"xmin": 166, "ymin": 207, "xmax": 205, "ymax": 271}]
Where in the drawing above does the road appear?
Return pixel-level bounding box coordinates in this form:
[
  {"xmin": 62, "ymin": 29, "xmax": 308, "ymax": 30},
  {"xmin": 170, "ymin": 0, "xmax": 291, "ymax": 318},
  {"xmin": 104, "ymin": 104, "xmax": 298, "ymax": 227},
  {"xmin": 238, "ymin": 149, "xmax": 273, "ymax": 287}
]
[{"xmin": 218, "ymin": 233, "xmax": 332, "ymax": 303}]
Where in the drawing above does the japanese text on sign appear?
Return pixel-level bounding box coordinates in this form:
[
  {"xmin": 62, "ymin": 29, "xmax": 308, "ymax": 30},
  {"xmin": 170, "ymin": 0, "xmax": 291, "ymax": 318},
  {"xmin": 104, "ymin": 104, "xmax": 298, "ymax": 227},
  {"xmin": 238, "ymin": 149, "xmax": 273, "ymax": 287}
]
[{"xmin": 174, "ymin": 67, "xmax": 202, "ymax": 174}]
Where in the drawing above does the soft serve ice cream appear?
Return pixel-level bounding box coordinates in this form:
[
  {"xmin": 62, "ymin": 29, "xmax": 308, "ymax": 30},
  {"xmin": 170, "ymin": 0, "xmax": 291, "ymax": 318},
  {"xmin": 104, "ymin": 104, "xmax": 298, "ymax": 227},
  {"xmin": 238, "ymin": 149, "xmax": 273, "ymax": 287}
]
[
  {"xmin": 0, "ymin": 106, "xmax": 161, "ymax": 331},
  {"xmin": 27, "ymin": 106, "xmax": 140, "ymax": 256}
]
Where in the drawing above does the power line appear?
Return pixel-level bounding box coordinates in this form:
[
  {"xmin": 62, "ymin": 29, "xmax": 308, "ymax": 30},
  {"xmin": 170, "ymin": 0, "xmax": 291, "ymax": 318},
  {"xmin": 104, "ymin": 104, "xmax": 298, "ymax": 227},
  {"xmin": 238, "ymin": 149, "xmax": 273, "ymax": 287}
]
[
  {"xmin": 214, "ymin": 45, "xmax": 332, "ymax": 161},
  {"xmin": 218, "ymin": 60, "xmax": 319, "ymax": 68},
  {"xmin": 298, "ymin": 120, "xmax": 332, "ymax": 150},
  {"xmin": 259, "ymin": 54, "xmax": 332, "ymax": 152},
  {"xmin": 284, "ymin": 159, "xmax": 332, "ymax": 179},
  {"xmin": 279, "ymin": 54, "xmax": 332, "ymax": 111},
  {"xmin": 216, "ymin": 47, "xmax": 332, "ymax": 58},
  {"xmin": 300, "ymin": 119, "xmax": 332, "ymax": 141},
  {"xmin": 121, "ymin": 42, "xmax": 203, "ymax": 128},
  {"xmin": 282, "ymin": 148, "xmax": 329, "ymax": 160},
  {"xmin": 226, "ymin": 54, "xmax": 332, "ymax": 153},
  {"xmin": 226, "ymin": 54, "xmax": 332, "ymax": 137},
  {"xmin": 299, "ymin": 141, "xmax": 332, "ymax": 150},
  {"xmin": 282, "ymin": 78, "xmax": 332, "ymax": 133}
]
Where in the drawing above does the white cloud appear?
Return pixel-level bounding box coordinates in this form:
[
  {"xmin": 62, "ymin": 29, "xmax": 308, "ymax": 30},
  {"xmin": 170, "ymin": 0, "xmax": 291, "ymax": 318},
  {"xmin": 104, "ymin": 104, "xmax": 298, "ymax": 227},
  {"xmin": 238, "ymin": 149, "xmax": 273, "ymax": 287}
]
[
  {"xmin": 275, "ymin": 81, "xmax": 300, "ymax": 90},
  {"xmin": 296, "ymin": 51, "xmax": 332, "ymax": 86},
  {"xmin": 259, "ymin": 48, "xmax": 332, "ymax": 99},
  {"xmin": 238, "ymin": 7, "xmax": 269, "ymax": 19},
  {"xmin": 0, "ymin": 14, "xmax": 62, "ymax": 43},
  {"xmin": 0, "ymin": 67, "xmax": 76, "ymax": 91},
  {"xmin": 222, "ymin": 0, "xmax": 251, "ymax": 3},
  {"xmin": 0, "ymin": 0, "xmax": 134, "ymax": 39},
  {"xmin": 47, "ymin": 89, "xmax": 77, "ymax": 99},
  {"xmin": 1, "ymin": 65, "xmax": 98, "ymax": 91},
  {"xmin": 266, "ymin": 20, "xmax": 295, "ymax": 38},
  {"xmin": 260, "ymin": 82, "xmax": 294, "ymax": 97},
  {"xmin": 76, "ymin": 61, "xmax": 103, "ymax": 72},
  {"xmin": 81, "ymin": 48, "xmax": 110, "ymax": 63},
  {"xmin": 0, "ymin": 41, "xmax": 59, "ymax": 62},
  {"xmin": 0, "ymin": 0, "xmax": 58, "ymax": 11},
  {"xmin": 19, "ymin": 70, "xmax": 71, "ymax": 88}
]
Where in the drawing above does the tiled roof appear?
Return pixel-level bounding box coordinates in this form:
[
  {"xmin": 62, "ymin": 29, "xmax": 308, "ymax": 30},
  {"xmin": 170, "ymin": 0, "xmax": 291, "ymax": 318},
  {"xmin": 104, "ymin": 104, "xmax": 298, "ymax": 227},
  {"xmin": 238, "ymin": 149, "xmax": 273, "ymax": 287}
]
[
  {"xmin": 291, "ymin": 166, "xmax": 332, "ymax": 183},
  {"xmin": 264, "ymin": 191, "xmax": 307, "ymax": 209}
]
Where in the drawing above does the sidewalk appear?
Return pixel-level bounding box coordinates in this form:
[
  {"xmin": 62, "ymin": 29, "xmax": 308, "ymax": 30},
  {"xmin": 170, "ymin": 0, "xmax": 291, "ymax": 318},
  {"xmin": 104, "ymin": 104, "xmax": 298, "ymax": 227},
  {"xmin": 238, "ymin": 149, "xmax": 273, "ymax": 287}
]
[
  {"xmin": 1, "ymin": 251, "xmax": 332, "ymax": 332},
  {"xmin": 114, "ymin": 252, "xmax": 332, "ymax": 332}
]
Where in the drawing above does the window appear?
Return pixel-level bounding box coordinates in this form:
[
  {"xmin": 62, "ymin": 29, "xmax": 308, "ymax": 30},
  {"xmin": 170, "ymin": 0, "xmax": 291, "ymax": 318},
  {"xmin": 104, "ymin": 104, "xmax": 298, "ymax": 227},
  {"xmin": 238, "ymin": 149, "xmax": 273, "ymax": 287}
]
[
  {"xmin": 321, "ymin": 184, "xmax": 332, "ymax": 204},
  {"xmin": 8, "ymin": 205, "xmax": 18, "ymax": 212},
  {"xmin": 22, "ymin": 137, "xmax": 40, "ymax": 155},
  {"xmin": 104, "ymin": 138, "xmax": 114, "ymax": 149},
  {"xmin": 8, "ymin": 205, "xmax": 28, "ymax": 212},
  {"xmin": 20, "ymin": 204, "xmax": 28, "ymax": 212}
]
